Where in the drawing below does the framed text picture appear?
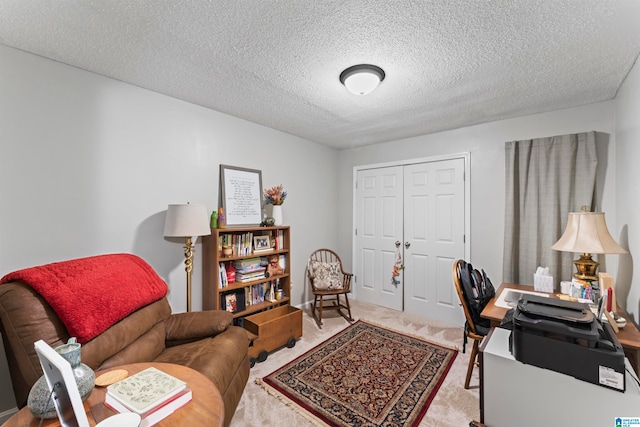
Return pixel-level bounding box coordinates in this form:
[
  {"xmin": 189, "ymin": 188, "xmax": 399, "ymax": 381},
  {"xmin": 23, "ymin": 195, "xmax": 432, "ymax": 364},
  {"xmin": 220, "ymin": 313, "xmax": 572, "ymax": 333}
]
[{"xmin": 220, "ymin": 165, "xmax": 263, "ymax": 227}]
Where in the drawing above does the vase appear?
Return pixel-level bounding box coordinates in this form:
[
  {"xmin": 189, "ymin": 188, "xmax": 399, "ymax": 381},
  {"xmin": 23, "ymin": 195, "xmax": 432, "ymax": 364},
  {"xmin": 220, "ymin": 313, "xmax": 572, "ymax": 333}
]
[
  {"xmin": 27, "ymin": 338, "xmax": 96, "ymax": 419},
  {"xmin": 272, "ymin": 205, "xmax": 283, "ymax": 226}
]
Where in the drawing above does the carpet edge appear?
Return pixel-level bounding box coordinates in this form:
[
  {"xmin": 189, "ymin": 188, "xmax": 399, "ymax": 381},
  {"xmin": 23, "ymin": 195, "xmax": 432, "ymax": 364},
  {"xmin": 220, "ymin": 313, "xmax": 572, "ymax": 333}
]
[
  {"xmin": 412, "ymin": 343, "xmax": 459, "ymax": 426},
  {"xmin": 255, "ymin": 378, "xmax": 328, "ymax": 427}
]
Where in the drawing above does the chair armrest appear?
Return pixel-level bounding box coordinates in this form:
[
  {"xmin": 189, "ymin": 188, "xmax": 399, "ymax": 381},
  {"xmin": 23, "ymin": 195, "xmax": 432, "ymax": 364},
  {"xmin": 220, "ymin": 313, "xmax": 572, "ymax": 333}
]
[{"xmin": 164, "ymin": 310, "xmax": 233, "ymax": 345}]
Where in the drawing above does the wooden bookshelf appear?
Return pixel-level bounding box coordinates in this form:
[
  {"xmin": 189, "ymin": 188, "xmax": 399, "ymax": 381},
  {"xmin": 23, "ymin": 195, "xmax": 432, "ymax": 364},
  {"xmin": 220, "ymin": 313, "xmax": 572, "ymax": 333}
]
[{"xmin": 202, "ymin": 226, "xmax": 290, "ymax": 317}]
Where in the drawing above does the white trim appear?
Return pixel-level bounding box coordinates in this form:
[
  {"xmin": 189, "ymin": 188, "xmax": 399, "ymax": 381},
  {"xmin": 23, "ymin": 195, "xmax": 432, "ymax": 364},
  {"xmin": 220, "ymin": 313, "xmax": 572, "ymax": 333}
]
[{"xmin": 353, "ymin": 152, "xmax": 469, "ymax": 170}]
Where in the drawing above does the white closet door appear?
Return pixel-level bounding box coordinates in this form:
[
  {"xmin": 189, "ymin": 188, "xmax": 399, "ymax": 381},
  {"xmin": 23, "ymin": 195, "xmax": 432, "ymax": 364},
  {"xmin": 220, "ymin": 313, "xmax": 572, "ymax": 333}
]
[
  {"xmin": 403, "ymin": 158, "xmax": 465, "ymax": 326},
  {"xmin": 355, "ymin": 166, "xmax": 404, "ymax": 310},
  {"xmin": 354, "ymin": 157, "xmax": 466, "ymax": 326}
]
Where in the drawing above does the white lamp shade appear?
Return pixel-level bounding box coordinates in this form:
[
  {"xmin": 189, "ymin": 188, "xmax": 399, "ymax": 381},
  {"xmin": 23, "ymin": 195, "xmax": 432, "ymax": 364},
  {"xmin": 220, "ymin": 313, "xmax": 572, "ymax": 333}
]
[
  {"xmin": 163, "ymin": 204, "xmax": 211, "ymax": 237},
  {"xmin": 551, "ymin": 211, "xmax": 627, "ymax": 254}
]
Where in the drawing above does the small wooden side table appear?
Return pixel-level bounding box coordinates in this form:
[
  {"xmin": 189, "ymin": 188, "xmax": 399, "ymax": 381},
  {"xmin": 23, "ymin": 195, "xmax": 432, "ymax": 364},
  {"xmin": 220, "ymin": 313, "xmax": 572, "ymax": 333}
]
[{"xmin": 2, "ymin": 362, "xmax": 224, "ymax": 427}]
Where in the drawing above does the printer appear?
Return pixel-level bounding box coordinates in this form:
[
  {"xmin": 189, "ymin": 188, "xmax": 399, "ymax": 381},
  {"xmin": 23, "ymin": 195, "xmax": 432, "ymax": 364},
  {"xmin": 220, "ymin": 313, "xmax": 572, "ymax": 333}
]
[{"xmin": 510, "ymin": 294, "xmax": 626, "ymax": 392}]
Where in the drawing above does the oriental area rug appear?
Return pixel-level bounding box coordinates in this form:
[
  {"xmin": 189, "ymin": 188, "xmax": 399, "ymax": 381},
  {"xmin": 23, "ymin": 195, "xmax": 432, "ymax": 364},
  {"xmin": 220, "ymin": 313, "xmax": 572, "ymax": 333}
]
[{"xmin": 257, "ymin": 320, "xmax": 457, "ymax": 427}]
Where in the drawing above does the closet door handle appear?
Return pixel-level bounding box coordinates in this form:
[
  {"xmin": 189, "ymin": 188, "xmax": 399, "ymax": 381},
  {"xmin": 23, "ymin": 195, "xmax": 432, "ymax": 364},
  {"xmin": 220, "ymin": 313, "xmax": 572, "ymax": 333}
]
[
  {"xmin": 395, "ymin": 241, "xmax": 401, "ymax": 248},
  {"xmin": 405, "ymin": 242, "xmax": 411, "ymax": 249}
]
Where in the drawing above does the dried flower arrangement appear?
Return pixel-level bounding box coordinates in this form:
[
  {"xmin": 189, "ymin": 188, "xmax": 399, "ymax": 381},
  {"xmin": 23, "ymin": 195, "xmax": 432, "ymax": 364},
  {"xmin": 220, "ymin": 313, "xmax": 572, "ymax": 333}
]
[{"xmin": 264, "ymin": 185, "xmax": 287, "ymax": 205}]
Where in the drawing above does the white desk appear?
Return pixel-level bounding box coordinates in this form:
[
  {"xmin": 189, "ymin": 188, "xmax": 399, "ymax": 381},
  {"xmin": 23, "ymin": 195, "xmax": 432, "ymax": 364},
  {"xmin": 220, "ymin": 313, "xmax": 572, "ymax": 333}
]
[{"xmin": 482, "ymin": 328, "xmax": 640, "ymax": 426}]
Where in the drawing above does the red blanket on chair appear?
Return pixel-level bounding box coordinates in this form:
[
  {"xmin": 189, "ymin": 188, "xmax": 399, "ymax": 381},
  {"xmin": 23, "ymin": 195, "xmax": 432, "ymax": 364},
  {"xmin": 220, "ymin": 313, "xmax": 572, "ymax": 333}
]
[{"xmin": 0, "ymin": 253, "xmax": 168, "ymax": 343}]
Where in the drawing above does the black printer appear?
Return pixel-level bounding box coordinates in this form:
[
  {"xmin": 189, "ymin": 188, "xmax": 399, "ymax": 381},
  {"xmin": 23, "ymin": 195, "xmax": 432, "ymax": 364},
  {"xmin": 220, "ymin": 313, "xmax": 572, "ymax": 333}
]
[{"xmin": 510, "ymin": 294, "xmax": 626, "ymax": 392}]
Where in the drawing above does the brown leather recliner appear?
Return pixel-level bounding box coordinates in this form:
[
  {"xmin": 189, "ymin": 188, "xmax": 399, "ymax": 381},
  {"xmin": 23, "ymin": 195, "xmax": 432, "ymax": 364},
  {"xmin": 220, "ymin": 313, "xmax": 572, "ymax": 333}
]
[{"xmin": 0, "ymin": 282, "xmax": 250, "ymax": 427}]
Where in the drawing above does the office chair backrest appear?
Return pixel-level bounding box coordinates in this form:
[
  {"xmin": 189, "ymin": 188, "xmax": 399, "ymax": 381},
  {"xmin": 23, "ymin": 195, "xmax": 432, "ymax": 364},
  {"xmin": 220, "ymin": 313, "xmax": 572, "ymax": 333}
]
[{"xmin": 453, "ymin": 259, "xmax": 480, "ymax": 335}]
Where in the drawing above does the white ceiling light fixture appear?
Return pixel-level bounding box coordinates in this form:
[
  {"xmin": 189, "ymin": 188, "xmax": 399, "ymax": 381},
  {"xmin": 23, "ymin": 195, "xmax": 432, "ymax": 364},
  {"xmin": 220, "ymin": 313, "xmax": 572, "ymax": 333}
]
[{"xmin": 339, "ymin": 64, "xmax": 385, "ymax": 95}]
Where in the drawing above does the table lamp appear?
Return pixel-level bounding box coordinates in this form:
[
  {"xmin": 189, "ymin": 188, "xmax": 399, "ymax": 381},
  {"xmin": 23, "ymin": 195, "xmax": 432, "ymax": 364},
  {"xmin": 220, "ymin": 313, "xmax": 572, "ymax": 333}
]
[
  {"xmin": 551, "ymin": 207, "xmax": 627, "ymax": 282},
  {"xmin": 164, "ymin": 203, "xmax": 211, "ymax": 312}
]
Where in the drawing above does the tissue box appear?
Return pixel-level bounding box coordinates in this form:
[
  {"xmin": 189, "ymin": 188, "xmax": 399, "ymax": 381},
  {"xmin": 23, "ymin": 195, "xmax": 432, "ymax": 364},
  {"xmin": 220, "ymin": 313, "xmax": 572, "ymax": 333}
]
[{"xmin": 534, "ymin": 273, "xmax": 554, "ymax": 293}]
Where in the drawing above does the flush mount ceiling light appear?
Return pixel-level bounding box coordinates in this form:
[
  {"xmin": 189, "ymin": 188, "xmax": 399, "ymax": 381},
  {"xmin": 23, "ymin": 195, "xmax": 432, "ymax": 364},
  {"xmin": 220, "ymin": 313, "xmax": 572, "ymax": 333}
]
[{"xmin": 339, "ymin": 64, "xmax": 385, "ymax": 95}]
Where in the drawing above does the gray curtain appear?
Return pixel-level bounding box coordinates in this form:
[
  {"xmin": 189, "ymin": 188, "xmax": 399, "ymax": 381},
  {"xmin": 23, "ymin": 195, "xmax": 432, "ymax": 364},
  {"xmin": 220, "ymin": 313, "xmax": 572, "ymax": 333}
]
[{"xmin": 503, "ymin": 131, "xmax": 597, "ymax": 289}]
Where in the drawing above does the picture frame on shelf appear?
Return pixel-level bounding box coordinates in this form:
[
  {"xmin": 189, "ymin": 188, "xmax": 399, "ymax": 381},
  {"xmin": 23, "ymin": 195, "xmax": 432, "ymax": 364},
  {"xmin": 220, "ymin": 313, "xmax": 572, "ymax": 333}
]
[
  {"xmin": 253, "ymin": 235, "xmax": 272, "ymax": 253},
  {"xmin": 225, "ymin": 293, "xmax": 237, "ymax": 313},
  {"xmin": 220, "ymin": 164, "xmax": 263, "ymax": 227}
]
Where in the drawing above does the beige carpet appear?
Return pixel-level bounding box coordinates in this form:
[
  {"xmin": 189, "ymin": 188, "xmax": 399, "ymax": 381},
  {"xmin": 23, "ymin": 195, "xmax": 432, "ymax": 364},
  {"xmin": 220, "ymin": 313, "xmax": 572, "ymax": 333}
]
[{"xmin": 230, "ymin": 300, "xmax": 480, "ymax": 427}]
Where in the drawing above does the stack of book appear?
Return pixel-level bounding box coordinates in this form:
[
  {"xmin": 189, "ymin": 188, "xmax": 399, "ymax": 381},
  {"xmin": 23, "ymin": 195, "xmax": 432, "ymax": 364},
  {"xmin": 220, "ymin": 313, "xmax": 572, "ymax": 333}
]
[
  {"xmin": 104, "ymin": 367, "xmax": 192, "ymax": 427},
  {"xmin": 234, "ymin": 258, "xmax": 266, "ymax": 282}
]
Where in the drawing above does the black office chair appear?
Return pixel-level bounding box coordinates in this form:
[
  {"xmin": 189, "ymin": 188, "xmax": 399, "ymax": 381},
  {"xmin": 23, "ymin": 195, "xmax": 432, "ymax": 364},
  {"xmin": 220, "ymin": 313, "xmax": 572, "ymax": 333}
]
[{"xmin": 453, "ymin": 259, "xmax": 491, "ymax": 389}]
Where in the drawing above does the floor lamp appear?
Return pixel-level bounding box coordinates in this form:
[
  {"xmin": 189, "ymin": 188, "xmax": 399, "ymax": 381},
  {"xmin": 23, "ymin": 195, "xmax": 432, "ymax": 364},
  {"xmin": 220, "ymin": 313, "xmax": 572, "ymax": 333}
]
[
  {"xmin": 551, "ymin": 208, "xmax": 627, "ymax": 283},
  {"xmin": 164, "ymin": 203, "xmax": 211, "ymax": 312}
]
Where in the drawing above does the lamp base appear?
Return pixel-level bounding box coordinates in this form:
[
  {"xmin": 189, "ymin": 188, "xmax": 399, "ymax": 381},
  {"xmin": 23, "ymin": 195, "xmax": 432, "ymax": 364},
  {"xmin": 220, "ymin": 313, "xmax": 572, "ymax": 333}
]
[
  {"xmin": 573, "ymin": 253, "xmax": 599, "ymax": 283},
  {"xmin": 184, "ymin": 236, "xmax": 194, "ymax": 312}
]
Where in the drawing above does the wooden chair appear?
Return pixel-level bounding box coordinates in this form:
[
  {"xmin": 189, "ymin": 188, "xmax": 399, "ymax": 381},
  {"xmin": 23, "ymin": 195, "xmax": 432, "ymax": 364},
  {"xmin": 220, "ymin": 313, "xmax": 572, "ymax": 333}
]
[
  {"xmin": 307, "ymin": 249, "xmax": 354, "ymax": 328},
  {"xmin": 452, "ymin": 259, "xmax": 491, "ymax": 389}
]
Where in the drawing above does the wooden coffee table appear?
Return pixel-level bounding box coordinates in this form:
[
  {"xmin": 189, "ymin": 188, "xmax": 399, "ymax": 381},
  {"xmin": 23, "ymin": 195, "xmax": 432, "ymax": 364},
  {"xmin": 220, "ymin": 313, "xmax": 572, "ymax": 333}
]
[{"xmin": 3, "ymin": 362, "xmax": 224, "ymax": 427}]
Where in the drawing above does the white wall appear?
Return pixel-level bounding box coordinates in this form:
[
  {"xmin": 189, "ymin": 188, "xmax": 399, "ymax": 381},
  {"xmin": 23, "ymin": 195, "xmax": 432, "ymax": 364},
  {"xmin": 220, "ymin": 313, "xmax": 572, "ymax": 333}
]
[
  {"xmin": 615, "ymin": 57, "xmax": 640, "ymax": 320},
  {"xmin": 0, "ymin": 44, "xmax": 339, "ymax": 309},
  {"xmin": 338, "ymin": 102, "xmax": 618, "ymax": 293},
  {"xmin": 0, "ymin": 45, "xmax": 339, "ymax": 414}
]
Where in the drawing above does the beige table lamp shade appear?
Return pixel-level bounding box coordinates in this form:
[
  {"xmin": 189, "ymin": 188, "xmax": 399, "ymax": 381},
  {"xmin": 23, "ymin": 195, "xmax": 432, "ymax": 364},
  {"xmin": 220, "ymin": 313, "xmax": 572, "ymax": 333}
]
[{"xmin": 552, "ymin": 211, "xmax": 626, "ymax": 282}]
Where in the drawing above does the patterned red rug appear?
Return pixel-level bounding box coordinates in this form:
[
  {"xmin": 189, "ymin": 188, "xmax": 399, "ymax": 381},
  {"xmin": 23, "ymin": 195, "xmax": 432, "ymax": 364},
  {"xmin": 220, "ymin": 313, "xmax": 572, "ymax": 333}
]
[{"xmin": 258, "ymin": 320, "xmax": 457, "ymax": 426}]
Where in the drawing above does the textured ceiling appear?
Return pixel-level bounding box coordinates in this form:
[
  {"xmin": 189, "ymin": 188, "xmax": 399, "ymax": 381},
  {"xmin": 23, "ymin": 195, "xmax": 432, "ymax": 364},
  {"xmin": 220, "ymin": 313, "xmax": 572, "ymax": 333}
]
[{"xmin": 1, "ymin": 1, "xmax": 640, "ymax": 149}]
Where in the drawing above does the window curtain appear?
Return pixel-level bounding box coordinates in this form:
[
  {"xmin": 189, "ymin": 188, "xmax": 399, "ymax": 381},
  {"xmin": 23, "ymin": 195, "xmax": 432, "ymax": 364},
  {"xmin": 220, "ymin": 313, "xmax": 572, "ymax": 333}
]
[{"xmin": 503, "ymin": 131, "xmax": 597, "ymax": 288}]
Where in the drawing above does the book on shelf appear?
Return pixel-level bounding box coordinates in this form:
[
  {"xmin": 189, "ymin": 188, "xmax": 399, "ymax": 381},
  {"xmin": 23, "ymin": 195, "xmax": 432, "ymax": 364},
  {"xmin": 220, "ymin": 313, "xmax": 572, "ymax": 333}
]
[
  {"xmin": 234, "ymin": 265, "xmax": 266, "ymax": 274},
  {"xmin": 237, "ymin": 277, "xmax": 264, "ymax": 284},
  {"xmin": 236, "ymin": 274, "xmax": 264, "ymax": 280},
  {"xmin": 242, "ymin": 281, "xmax": 273, "ymax": 306},
  {"xmin": 236, "ymin": 268, "xmax": 265, "ymax": 275},
  {"xmin": 235, "ymin": 272, "xmax": 265, "ymax": 280},
  {"xmin": 105, "ymin": 388, "xmax": 192, "ymax": 427},
  {"xmin": 218, "ymin": 262, "xmax": 237, "ymax": 288},
  {"xmin": 234, "ymin": 260, "xmax": 265, "ymax": 272},
  {"xmin": 219, "ymin": 262, "xmax": 227, "ymax": 288},
  {"xmin": 218, "ymin": 232, "xmax": 254, "ymax": 256},
  {"xmin": 105, "ymin": 367, "xmax": 189, "ymax": 423},
  {"xmin": 233, "ymin": 257, "xmax": 262, "ymax": 268},
  {"xmin": 273, "ymin": 229, "xmax": 284, "ymax": 250}
]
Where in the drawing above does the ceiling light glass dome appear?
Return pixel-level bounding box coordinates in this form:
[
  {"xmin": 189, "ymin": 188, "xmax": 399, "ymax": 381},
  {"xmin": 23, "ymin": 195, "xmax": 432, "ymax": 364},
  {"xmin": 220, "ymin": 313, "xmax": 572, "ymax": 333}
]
[{"xmin": 339, "ymin": 64, "xmax": 385, "ymax": 95}]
